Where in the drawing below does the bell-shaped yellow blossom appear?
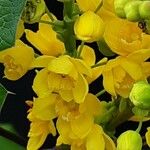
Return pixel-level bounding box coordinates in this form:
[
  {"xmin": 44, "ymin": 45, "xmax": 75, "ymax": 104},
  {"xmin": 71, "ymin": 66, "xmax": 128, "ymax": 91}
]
[
  {"xmin": 146, "ymin": 127, "xmax": 150, "ymax": 147},
  {"xmin": 99, "ymin": 48, "xmax": 150, "ymax": 97},
  {"xmin": 74, "ymin": 11, "xmax": 104, "ymax": 42},
  {"xmin": 25, "ymin": 14, "xmax": 65, "ymax": 56},
  {"xmin": 27, "ymin": 98, "xmax": 56, "ymax": 150},
  {"xmin": 27, "ymin": 120, "xmax": 56, "ymax": 150},
  {"xmin": 0, "ymin": 40, "xmax": 34, "ymax": 80},
  {"xmin": 31, "ymin": 55, "xmax": 91, "ymax": 103},
  {"xmin": 104, "ymin": 18, "xmax": 150, "ymax": 56}
]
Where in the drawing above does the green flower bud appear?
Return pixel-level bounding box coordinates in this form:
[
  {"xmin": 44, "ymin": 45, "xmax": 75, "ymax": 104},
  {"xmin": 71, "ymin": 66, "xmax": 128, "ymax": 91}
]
[
  {"xmin": 21, "ymin": 0, "xmax": 45, "ymax": 24},
  {"xmin": 114, "ymin": 0, "xmax": 130, "ymax": 18},
  {"xmin": 129, "ymin": 81, "xmax": 150, "ymax": 110},
  {"xmin": 139, "ymin": 1, "xmax": 150, "ymax": 20},
  {"xmin": 124, "ymin": 1, "xmax": 142, "ymax": 22},
  {"xmin": 117, "ymin": 130, "xmax": 142, "ymax": 150}
]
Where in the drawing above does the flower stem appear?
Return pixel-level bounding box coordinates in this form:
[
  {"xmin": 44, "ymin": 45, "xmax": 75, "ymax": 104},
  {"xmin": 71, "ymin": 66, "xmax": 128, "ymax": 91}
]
[
  {"xmin": 96, "ymin": 89, "xmax": 106, "ymax": 97},
  {"xmin": 136, "ymin": 121, "xmax": 143, "ymax": 133},
  {"xmin": 77, "ymin": 41, "xmax": 85, "ymax": 57},
  {"xmin": 45, "ymin": 5, "xmax": 55, "ymax": 21}
]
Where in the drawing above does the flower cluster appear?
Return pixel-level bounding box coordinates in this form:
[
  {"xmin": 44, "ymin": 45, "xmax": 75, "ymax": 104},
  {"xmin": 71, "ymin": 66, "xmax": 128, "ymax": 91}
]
[{"xmin": 0, "ymin": 0, "xmax": 150, "ymax": 150}]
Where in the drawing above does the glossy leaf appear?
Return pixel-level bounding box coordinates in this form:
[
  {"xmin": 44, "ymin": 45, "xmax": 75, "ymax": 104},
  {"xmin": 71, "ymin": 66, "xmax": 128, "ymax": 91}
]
[
  {"xmin": 0, "ymin": 136, "xmax": 25, "ymax": 150},
  {"xmin": 0, "ymin": 0, "xmax": 26, "ymax": 51}
]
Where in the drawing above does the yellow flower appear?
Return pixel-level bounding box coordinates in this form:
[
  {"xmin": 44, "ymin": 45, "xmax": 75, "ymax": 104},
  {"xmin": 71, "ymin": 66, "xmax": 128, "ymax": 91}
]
[
  {"xmin": 74, "ymin": 11, "xmax": 104, "ymax": 42},
  {"xmin": 0, "ymin": 40, "xmax": 34, "ymax": 80},
  {"xmin": 27, "ymin": 120, "xmax": 56, "ymax": 150},
  {"xmin": 25, "ymin": 14, "xmax": 65, "ymax": 56},
  {"xmin": 31, "ymin": 55, "xmax": 91, "ymax": 103},
  {"xmin": 146, "ymin": 127, "xmax": 150, "ymax": 147},
  {"xmin": 104, "ymin": 18, "xmax": 150, "ymax": 56},
  {"xmin": 57, "ymin": 121, "xmax": 116, "ymax": 150},
  {"xmin": 100, "ymin": 49, "xmax": 150, "ymax": 97},
  {"xmin": 27, "ymin": 97, "xmax": 56, "ymax": 150}
]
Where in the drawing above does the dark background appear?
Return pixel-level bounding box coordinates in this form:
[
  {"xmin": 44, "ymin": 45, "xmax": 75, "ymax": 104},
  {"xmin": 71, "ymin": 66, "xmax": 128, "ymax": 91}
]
[{"xmin": 0, "ymin": 0, "xmax": 149, "ymax": 149}]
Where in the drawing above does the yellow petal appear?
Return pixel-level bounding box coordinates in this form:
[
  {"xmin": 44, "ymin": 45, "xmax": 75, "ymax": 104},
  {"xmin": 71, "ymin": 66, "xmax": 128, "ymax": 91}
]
[
  {"xmin": 103, "ymin": 70, "xmax": 116, "ymax": 96},
  {"xmin": 70, "ymin": 58, "xmax": 92, "ymax": 77},
  {"xmin": 32, "ymin": 68, "xmax": 50, "ymax": 97},
  {"xmin": 32, "ymin": 95, "xmax": 57, "ymax": 120},
  {"xmin": 78, "ymin": 45, "xmax": 96, "ymax": 66},
  {"xmin": 30, "ymin": 55, "xmax": 55, "ymax": 69},
  {"xmin": 27, "ymin": 133, "xmax": 47, "ymax": 150},
  {"xmin": 103, "ymin": 133, "xmax": 116, "ymax": 150},
  {"xmin": 73, "ymin": 73, "xmax": 88, "ymax": 103},
  {"xmin": 71, "ymin": 114, "xmax": 93, "ymax": 139},
  {"xmin": 86, "ymin": 124, "xmax": 105, "ymax": 150},
  {"xmin": 79, "ymin": 93, "xmax": 102, "ymax": 116},
  {"xmin": 59, "ymin": 90, "xmax": 73, "ymax": 102},
  {"xmin": 146, "ymin": 127, "xmax": 150, "ymax": 147},
  {"xmin": 48, "ymin": 56, "xmax": 74, "ymax": 75},
  {"xmin": 120, "ymin": 58, "xmax": 143, "ymax": 80},
  {"xmin": 16, "ymin": 19, "xmax": 24, "ymax": 39}
]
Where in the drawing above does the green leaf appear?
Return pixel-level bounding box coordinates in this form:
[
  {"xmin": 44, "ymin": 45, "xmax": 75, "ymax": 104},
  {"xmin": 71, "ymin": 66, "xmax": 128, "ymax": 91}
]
[
  {"xmin": 0, "ymin": 0, "xmax": 27, "ymax": 51},
  {"xmin": 0, "ymin": 83, "xmax": 8, "ymax": 113},
  {"xmin": 0, "ymin": 136, "xmax": 25, "ymax": 150},
  {"xmin": 97, "ymin": 39, "xmax": 116, "ymax": 57}
]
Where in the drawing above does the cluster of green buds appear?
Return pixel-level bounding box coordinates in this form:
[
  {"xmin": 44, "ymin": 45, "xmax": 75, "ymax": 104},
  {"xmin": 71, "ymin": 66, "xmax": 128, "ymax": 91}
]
[
  {"xmin": 117, "ymin": 130, "xmax": 142, "ymax": 150},
  {"xmin": 21, "ymin": 0, "xmax": 46, "ymax": 23},
  {"xmin": 129, "ymin": 81, "xmax": 150, "ymax": 110},
  {"xmin": 114, "ymin": 0, "xmax": 150, "ymax": 34}
]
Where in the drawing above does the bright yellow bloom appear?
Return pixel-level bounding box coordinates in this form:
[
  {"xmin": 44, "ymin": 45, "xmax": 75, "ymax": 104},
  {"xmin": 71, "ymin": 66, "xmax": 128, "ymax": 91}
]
[
  {"xmin": 146, "ymin": 127, "xmax": 150, "ymax": 147},
  {"xmin": 31, "ymin": 55, "xmax": 91, "ymax": 103},
  {"xmin": 99, "ymin": 49, "xmax": 150, "ymax": 97},
  {"xmin": 57, "ymin": 121, "xmax": 115, "ymax": 150},
  {"xmin": 104, "ymin": 18, "xmax": 150, "ymax": 56},
  {"xmin": 74, "ymin": 11, "xmax": 104, "ymax": 42},
  {"xmin": 27, "ymin": 120, "xmax": 56, "ymax": 150},
  {"xmin": 27, "ymin": 98, "xmax": 56, "ymax": 150},
  {"xmin": 0, "ymin": 40, "xmax": 34, "ymax": 80},
  {"xmin": 25, "ymin": 14, "xmax": 65, "ymax": 56}
]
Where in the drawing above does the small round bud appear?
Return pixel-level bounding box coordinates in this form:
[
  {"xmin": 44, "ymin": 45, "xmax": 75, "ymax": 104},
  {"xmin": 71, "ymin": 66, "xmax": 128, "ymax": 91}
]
[
  {"xmin": 74, "ymin": 11, "xmax": 104, "ymax": 43},
  {"xmin": 114, "ymin": 0, "xmax": 130, "ymax": 18},
  {"xmin": 124, "ymin": 1, "xmax": 142, "ymax": 22},
  {"xmin": 22, "ymin": 0, "xmax": 45, "ymax": 24},
  {"xmin": 129, "ymin": 81, "xmax": 150, "ymax": 110},
  {"xmin": 139, "ymin": 1, "xmax": 150, "ymax": 20},
  {"xmin": 117, "ymin": 130, "xmax": 142, "ymax": 150}
]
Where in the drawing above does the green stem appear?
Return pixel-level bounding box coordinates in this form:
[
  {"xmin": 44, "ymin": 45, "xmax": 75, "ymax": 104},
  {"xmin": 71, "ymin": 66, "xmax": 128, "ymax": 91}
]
[
  {"xmin": 96, "ymin": 89, "xmax": 106, "ymax": 97},
  {"xmin": 136, "ymin": 121, "xmax": 143, "ymax": 133},
  {"xmin": 39, "ymin": 20, "xmax": 54, "ymax": 25},
  {"xmin": 45, "ymin": 5, "xmax": 55, "ymax": 21},
  {"xmin": 94, "ymin": 0, "xmax": 103, "ymax": 13},
  {"xmin": 77, "ymin": 41, "xmax": 85, "ymax": 57}
]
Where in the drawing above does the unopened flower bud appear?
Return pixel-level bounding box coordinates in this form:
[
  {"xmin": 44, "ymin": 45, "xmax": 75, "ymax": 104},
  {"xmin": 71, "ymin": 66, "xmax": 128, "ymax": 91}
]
[
  {"xmin": 139, "ymin": 1, "xmax": 150, "ymax": 20},
  {"xmin": 129, "ymin": 81, "xmax": 150, "ymax": 110},
  {"xmin": 74, "ymin": 11, "xmax": 104, "ymax": 43},
  {"xmin": 114, "ymin": 0, "xmax": 130, "ymax": 18},
  {"xmin": 124, "ymin": 1, "xmax": 142, "ymax": 22},
  {"xmin": 117, "ymin": 130, "xmax": 142, "ymax": 150},
  {"xmin": 22, "ymin": 0, "xmax": 45, "ymax": 24}
]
